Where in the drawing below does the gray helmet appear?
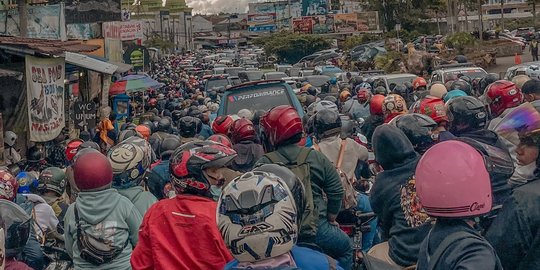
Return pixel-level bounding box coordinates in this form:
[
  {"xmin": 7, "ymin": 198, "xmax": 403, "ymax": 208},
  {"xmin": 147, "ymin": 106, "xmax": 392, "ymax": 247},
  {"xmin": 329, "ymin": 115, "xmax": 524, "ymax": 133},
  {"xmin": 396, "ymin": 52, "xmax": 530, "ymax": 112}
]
[{"xmin": 4, "ymin": 131, "xmax": 16, "ymax": 147}]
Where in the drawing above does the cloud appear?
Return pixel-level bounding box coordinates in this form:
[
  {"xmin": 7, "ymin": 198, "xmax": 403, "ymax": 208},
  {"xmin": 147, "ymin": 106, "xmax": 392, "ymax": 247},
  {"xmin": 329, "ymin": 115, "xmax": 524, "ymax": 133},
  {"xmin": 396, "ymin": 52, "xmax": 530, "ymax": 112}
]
[{"xmin": 186, "ymin": 0, "xmax": 251, "ymax": 14}]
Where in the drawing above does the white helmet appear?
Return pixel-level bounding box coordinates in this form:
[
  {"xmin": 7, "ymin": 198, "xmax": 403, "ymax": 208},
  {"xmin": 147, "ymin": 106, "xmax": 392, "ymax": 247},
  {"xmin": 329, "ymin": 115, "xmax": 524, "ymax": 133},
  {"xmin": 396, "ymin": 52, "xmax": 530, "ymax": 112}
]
[
  {"xmin": 525, "ymin": 64, "xmax": 540, "ymax": 80},
  {"xmin": 4, "ymin": 131, "xmax": 17, "ymax": 147},
  {"xmin": 218, "ymin": 171, "xmax": 297, "ymax": 262},
  {"xmin": 107, "ymin": 141, "xmax": 150, "ymax": 189}
]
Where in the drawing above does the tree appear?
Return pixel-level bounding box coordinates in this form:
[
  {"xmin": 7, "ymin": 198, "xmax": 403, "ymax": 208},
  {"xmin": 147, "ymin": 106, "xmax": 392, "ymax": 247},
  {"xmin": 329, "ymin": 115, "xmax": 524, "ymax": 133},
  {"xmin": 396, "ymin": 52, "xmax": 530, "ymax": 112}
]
[
  {"xmin": 253, "ymin": 32, "xmax": 331, "ymax": 64},
  {"xmin": 528, "ymin": 0, "xmax": 539, "ymax": 28},
  {"xmin": 144, "ymin": 36, "xmax": 175, "ymax": 52}
]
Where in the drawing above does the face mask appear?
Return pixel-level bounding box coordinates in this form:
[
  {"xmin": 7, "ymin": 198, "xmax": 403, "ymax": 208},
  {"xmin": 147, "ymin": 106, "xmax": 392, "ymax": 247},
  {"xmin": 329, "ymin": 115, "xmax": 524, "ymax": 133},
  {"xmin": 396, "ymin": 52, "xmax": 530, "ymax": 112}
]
[{"xmin": 210, "ymin": 185, "xmax": 222, "ymax": 201}]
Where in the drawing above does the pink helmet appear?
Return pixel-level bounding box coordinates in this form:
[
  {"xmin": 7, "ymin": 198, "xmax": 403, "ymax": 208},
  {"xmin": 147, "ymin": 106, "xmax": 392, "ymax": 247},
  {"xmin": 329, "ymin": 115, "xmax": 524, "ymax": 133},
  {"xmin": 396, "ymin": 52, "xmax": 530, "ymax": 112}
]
[{"xmin": 415, "ymin": 140, "xmax": 492, "ymax": 218}]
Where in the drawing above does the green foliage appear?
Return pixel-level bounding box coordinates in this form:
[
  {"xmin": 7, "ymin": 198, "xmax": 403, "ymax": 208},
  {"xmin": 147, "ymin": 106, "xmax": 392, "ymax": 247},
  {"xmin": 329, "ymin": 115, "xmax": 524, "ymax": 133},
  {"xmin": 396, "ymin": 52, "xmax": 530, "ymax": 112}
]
[
  {"xmin": 384, "ymin": 30, "xmax": 423, "ymax": 43},
  {"xmin": 253, "ymin": 31, "xmax": 332, "ymax": 64},
  {"xmin": 445, "ymin": 32, "xmax": 475, "ymax": 54},
  {"xmin": 374, "ymin": 51, "xmax": 403, "ymax": 73},
  {"xmin": 367, "ymin": 0, "xmax": 444, "ymax": 32},
  {"xmin": 342, "ymin": 35, "xmax": 378, "ymax": 51},
  {"xmin": 504, "ymin": 17, "xmax": 535, "ymax": 30},
  {"xmin": 144, "ymin": 36, "xmax": 175, "ymax": 52}
]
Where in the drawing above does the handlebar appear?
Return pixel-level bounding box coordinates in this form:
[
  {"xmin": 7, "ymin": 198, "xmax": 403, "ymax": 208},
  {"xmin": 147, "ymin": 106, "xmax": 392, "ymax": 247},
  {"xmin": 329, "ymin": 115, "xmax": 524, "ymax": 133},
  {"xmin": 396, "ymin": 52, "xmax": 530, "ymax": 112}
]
[{"xmin": 354, "ymin": 211, "xmax": 376, "ymax": 219}]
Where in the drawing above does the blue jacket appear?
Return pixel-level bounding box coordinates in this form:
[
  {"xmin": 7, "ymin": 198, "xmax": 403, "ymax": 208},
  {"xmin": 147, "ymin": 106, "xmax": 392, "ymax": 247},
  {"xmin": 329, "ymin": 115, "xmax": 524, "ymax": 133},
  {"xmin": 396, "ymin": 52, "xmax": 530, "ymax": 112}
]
[
  {"xmin": 147, "ymin": 159, "xmax": 170, "ymax": 200},
  {"xmin": 199, "ymin": 124, "xmax": 213, "ymax": 139},
  {"xmin": 224, "ymin": 246, "xmax": 344, "ymax": 270}
]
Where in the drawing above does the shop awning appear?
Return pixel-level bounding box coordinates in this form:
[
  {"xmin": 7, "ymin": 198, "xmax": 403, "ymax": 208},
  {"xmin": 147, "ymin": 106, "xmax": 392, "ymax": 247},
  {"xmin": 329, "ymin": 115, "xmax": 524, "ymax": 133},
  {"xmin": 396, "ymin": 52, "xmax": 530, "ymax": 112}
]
[
  {"xmin": 88, "ymin": 55, "xmax": 133, "ymax": 73},
  {"xmin": 65, "ymin": 52, "xmax": 118, "ymax": 74},
  {"xmin": 0, "ymin": 68, "xmax": 23, "ymax": 80}
]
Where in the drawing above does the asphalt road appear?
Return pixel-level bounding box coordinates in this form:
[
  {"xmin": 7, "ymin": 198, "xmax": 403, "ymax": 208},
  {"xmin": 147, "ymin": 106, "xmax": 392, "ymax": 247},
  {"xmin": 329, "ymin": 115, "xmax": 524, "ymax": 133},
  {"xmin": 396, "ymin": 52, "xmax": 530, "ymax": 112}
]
[{"xmin": 487, "ymin": 52, "xmax": 534, "ymax": 76}]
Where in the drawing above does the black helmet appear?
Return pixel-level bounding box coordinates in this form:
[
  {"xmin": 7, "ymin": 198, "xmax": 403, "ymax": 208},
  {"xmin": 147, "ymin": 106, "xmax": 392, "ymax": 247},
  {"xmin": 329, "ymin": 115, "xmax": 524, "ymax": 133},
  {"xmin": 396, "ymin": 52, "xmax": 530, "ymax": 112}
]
[
  {"xmin": 373, "ymin": 86, "xmax": 387, "ymax": 96},
  {"xmin": 78, "ymin": 141, "xmax": 100, "ymax": 151},
  {"xmin": 390, "ymin": 113, "xmax": 437, "ymax": 153},
  {"xmin": 479, "ymin": 73, "xmax": 500, "ymax": 95},
  {"xmin": 179, "ymin": 116, "xmax": 202, "ymax": 138},
  {"xmin": 160, "ymin": 136, "xmax": 181, "ymax": 158},
  {"xmin": 189, "ymin": 109, "xmax": 203, "ymax": 120},
  {"xmin": 142, "ymin": 120, "xmax": 156, "ymax": 133},
  {"xmin": 152, "ymin": 116, "xmax": 161, "ymax": 123},
  {"xmin": 157, "ymin": 118, "xmax": 172, "ymax": 133},
  {"xmin": 450, "ymin": 79, "xmax": 472, "ymax": 95},
  {"xmin": 26, "ymin": 146, "xmax": 44, "ymax": 162},
  {"xmin": 392, "ymin": 84, "xmax": 408, "ymax": 97},
  {"xmin": 307, "ymin": 86, "xmax": 317, "ymax": 96},
  {"xmin": 0, "ymin": 200, "xmax": 31, "ymax": 258},
  {"xmin": 117, "ymin": 129, "xmax": 142, "ymax": 143},
  {"xmin": 208, "ymin": 90, "xmax": 218, "ymax": 100},
  {"xmin": 313, "ymin": 109, "xmax": 342, "ymax": 139},
  {"xmin": 253, "ymin": 163, "xmax": 306, "ymax": 224},
  {"xmin": 171, "ymin": 110, "xmax": 187, "ymax": 123},
  {"xmin": 446, "ymin": 96, "xmax": 488, "ymax": 135}
]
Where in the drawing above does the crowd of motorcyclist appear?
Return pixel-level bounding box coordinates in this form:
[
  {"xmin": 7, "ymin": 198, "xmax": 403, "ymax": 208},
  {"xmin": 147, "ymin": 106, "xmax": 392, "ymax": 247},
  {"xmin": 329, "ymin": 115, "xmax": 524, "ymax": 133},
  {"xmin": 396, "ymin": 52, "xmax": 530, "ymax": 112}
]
[{"xmin": 1, "ymin": 53, "xmax": 540, "ymax": 270}]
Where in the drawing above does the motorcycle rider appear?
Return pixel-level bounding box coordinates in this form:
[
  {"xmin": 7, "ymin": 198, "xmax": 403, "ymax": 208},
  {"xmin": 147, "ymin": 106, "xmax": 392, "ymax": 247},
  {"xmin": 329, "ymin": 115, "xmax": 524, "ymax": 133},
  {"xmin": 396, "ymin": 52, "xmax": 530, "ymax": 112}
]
[
  {"xmin": 414, "ymin": 96, "xmax": 448, "ymax": 134},
  {"xmin": 3, "ymin": 131, "xmax": 21, "ymax": 165},
  {"xmin": 382, "ymin": 94, "xmax": 408, "ymax": 123},
  {"xmin": 412, "ymin": 77, "xmax": 428, "ymax": 101},
  {"xmin": 131, "ymin": 141, "xmax": 237, "ymax": 270},
  {"xmin": 360, "ymin": 94, "xmax": 385, "ymax": 145},
  {"xmin": 256, "ymin": 105, "xmax": 352, "ymax": 270},
  {"xmin": 416, "ymin": 140, "xmax": 503, "ymax": 270},
  {"xmin": 389, "ymin": 113, "xmax": 439, "ymax": 154},
  {"xmin": 178, "ymin": 116, "xmax": 203, "ymax": 144},
  {"xmin": 0, "ymin": 200, "xmax": 34, "ymax": 270},
  {"xmin": 229, "ymin": 119, "xmax": 264, "ymax": 172},
  {"xmin": 219, "ymin": 171, "xmax": 344, "ymax": 270},
  {"xmin": 108, "ymin": 140, "xmax": 158, "ymax": 216},
  {"xmin": 64, "ymin": 150, "xmax": 141, "ymax": 270},
  {"xmin": 368, "ymin": 125, "xmax": 432, "ymax": 267},
  {"xmin": 147, "ymin": 136, "xmax": 181, "ymax": 200},
  {"xmin": 212, "ymin": 115, "xmax": 235, "ymax": 135},
  {"xmin": 37, "ymin": 167, "xmax": 69, "ymax": 222}
]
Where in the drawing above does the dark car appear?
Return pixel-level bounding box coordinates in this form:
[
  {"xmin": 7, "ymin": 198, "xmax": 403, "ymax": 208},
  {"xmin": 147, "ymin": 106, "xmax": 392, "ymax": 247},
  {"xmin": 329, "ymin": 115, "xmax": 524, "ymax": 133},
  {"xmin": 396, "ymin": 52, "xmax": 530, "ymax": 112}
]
[
  {"xmin": 204, "ymin": 75, "xmax": 233, "ymax": 92},
  {"xmin": 217, "ymin": 80, "xmax": 304, "ymax": 118},
  {"xmin": 515, "ymin": 27, "xmax": 535, "ymax": 41},
  {"xmin": 238, "ymin": 70, "xmax": 264, "ymax": 82}
]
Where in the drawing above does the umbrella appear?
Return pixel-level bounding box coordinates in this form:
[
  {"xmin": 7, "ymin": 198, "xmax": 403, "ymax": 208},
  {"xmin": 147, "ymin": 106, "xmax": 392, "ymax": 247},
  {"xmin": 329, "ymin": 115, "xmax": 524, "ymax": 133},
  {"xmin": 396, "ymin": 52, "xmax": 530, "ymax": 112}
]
[{"xmin": 109, "ymin": 74, "xmax": 163, "ymax": 96}]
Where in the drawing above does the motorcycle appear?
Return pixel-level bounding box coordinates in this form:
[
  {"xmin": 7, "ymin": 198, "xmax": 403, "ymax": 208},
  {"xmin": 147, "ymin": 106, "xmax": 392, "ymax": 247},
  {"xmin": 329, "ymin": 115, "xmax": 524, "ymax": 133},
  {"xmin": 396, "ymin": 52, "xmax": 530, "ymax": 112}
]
[{"xmin": 337, "ymin": 210, "xmax": 377, "ymax": 270}]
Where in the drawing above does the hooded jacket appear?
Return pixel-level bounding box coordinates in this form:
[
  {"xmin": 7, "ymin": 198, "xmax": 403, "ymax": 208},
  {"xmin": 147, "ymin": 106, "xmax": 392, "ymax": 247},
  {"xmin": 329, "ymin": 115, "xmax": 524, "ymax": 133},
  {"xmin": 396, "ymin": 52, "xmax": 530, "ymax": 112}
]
[
  {"xmin": 486, "ymin": 178, "xmax": 540, "ymax": 270},
  {"xmin": 370, "ymin": 125, "xmax": 432, "ymax": 267},
  {"xmin": 231, "ymin": 141, "xmax": 265, "ymax": 172},
  {"xmin": 117, "ymin": 186, "xmax": 158, "ymax": 217},
  {"xmin": 63, "ymin": 189, "xmax": 142, "ymax": 270},
  {"xmin": 131, "ymin": 194, "xmax": 233, "ymax": 270}
]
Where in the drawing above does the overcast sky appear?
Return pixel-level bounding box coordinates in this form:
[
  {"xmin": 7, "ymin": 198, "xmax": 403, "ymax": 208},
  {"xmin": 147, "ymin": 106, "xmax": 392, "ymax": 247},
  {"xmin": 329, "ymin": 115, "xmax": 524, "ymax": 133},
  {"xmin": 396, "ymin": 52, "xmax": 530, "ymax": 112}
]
[{"xmin": 186, "ymin": 0, "xmax": 253, "ymax": 14}]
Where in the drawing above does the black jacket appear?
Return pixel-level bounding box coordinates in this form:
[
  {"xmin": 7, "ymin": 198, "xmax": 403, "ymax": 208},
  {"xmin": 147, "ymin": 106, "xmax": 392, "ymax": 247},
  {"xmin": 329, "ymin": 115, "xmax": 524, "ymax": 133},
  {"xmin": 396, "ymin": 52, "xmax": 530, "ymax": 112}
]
[
  {"xmin": 370, "ymin": 125, "xmax": 432, "ymax": 267},
  {"xmin": 459, "ymin": 129, "xmax": 507, "ymax": 151},
  {"xmin": 360, "ymin": 114, "xmax": 384, "ymax": 145},
  {"xmin": 486, "ymin": 178, "xmax": 540, "ymax": 270},
  {"xmin": 417, "ymin": 219, "xmax": 502, "ymax": 270},
  {"xmin": 231, "ymin": 141, "xmax": 264, "ymax": 173}
]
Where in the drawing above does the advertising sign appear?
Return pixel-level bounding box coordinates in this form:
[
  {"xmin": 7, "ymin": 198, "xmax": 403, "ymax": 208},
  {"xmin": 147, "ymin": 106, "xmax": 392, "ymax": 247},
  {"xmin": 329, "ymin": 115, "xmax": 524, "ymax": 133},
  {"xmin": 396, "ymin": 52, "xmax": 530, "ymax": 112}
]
[
  {"xmin": 72, "ymin": 101, "xmax": 97, "ymax": 130},
  {"xmin": 103, "ymin": 21, "xmax": 144, "ymax": 41},
  {"xmin": 312, "ymin": 15, "xmax": 335, "ymax": 34},
  {"xmin": 123, "ymin": 45, "xmax": 149, "ymax": 72},
  {"xmin": 67, "ymin": 23, "xmax": 101, "ymax": 39},
  {"xmin": 64, "ymin": 0, "xmax": 122, "ymax": 24},
  {"xmin": 247, "ymin": 13, "xmax": 276, "ymax": 25},
  {"xmin": 293, "ymin": 17, "xmax": 313, "ymax": 34},
  {"xmin": 0, "ymin": 4, "xmax": 63, "ymax": 39},
  {"xmin": 302, "ymin": 0, "xmax": 328, "ymax": 16},
  {"xmin": 334, "ymin": 13, "xmax": 358, "ymax": 33},
  {"xmin": 25, "ymin": 56, "xmax": 65, "ymax": 142},
  {"xmin": 248, "ymin": 0, "xmax": 302, "ymax": 28},
  {"xmin": 357, "ymin": 11, "xmax": 380, "ymax": 31},
  {"xmin": 248, "ymin": 25, "xmax": 277, "ymax": 32}
]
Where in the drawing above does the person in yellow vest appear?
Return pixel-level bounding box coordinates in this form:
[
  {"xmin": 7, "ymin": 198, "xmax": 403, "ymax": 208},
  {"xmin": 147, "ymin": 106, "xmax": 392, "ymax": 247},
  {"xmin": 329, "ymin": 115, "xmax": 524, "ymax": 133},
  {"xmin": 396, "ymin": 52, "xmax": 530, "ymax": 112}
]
[{"xmin": 531, "ymin": 38, "xmax": 539, "ymax": 61}]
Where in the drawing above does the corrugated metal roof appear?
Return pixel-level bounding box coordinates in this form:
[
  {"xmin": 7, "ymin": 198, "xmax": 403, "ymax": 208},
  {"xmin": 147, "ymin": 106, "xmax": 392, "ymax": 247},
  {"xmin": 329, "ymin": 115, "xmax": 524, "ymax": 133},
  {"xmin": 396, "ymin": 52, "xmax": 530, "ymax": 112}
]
[
  {"xmin": 0, "ymin": 36, "xmax": 101, "ymax": 56},
  {"xmin": 0, "ymin": 68, "xmax": 23, "ymax": 79},
  {"xmin": 65, "ymin": 52, "xmax": 118, "ymax": 74}
]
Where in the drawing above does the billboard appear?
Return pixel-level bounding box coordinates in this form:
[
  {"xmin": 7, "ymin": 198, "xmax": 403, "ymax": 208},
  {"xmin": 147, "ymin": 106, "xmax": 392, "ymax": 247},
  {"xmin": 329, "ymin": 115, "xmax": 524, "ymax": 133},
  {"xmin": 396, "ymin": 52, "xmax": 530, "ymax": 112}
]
[
  {"xmin": 103, "ymin": 21, "xmax": 144, "ymax": 41},
  {"xmin": 334, "ymin": 13, "xmax": 358, "ymax": 33},
  {"xmin": 248, "ymin": 13, "xmax": 276, "ymax": 25},
  {"xmin": 357, "ymin": 11, "xmax": 380, "ymax": 31},
  {"xmin": 293, "ymin": 17, "xmax": 313, "ymax": 34},
  {"xmin": 302, "ymin": 0, "xmax": 329, "ymax": 16},
  {"xmin": 67, "ymin": 23, "xmax": 101, "ymax": 40},
  {"xmin": 0, "ymin": 4, "xmax": 63, "ymax": 40},
  {"xmin": 65, "ymin": 0, "xmax": 122, "ymax": 24},
  {"xmin": 312, "ymin": 15, "xmax": 335, "ymax": 34},
  {"xmin": 248, "ymin": 0, "xmax": 302, "ymax": 28}
]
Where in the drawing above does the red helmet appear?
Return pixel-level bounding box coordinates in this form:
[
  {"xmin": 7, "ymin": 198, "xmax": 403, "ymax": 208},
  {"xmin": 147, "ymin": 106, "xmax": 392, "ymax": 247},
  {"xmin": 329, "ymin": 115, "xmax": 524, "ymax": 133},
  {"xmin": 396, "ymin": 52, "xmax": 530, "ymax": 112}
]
[
  {"xmin": 148, "ymin": 98, "xmax": 158, "ymax": 107},
  {"xmin": 66, "ymin": 139, "xmax": 84, "ymax": 162},
  {"xmin": 212, "ymin": 115, "xmax": 234, "ymax": 135},
  {"xmin": 170, "ymin": 141, "xmax": 236, "ymax": 197},
  {"xmin": 135, "ymin": 125, "xmax": 151, "ymax": 140},
  {"xmin": 0, "ymin": 169, "xmax": 18, "ymax": 201},
  {"xmin": 260, "ymin": 106, "xmax": 303, "ymax": 150},
  {"xmin": 417, "ymin": 96, "xmax": 448, "ymax": 124},
  {"xmin": 485, "ymin": 80, "xmax": 523, "ymax": 117},
  {"xmin": 230, "ymin": 119, "xmax": 257, "ymax": 144},
  {"xmin": 73, "ymin": 151, "xmax": 113, "ymax": 191},
  {"xmin": 357, "ymin": 88, "xmax": 372, "ymax": 103},
  {"xmin": 370, "ymin": 94, "xmax": 386, "ymax": 115},
  {"xmin": 413, "ymin": 77, "xmax": 428, "ymax": 90},
  {"xmin": 207, "ymin": 134, "xmax": 233, "ymax": 148}
]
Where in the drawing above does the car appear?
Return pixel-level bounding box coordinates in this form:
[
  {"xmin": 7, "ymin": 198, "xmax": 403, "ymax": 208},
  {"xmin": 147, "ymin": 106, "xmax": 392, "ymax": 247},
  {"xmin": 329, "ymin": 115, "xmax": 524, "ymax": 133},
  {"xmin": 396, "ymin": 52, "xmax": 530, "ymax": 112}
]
[
  {"xmin": 263, "ymin": 71, "xmax": 288, "ymax": 80},
  {"xmin": 294, "ymin": 54, "xmax": 322, "ymax": 68},
  {"xmin": 275, "ymin": 64, "xmax": 293, "ymax": 73},
  {"xmin": 204, "ymin": 75, "xmax": 233, "ymax": 92},
  {"xmin": 314, "ymin": 65, "xmax": 343, "ymax": 77},
  {"xmin": 213, "ymin": 67, "xmax": 226, "ymax": 75},
  {"xmin": 503, "ymin": 61, "xmax": 540, "ymax": 80},
  {"xmin": 299, "ymin": 70, "xmax": 315, "ymax": 77},
  {"xmin": 300, "ymin": 75, "xmax": 331, "ymax": 88},
  {"xmin": 430, "ymin": 64, "xmax": 487, "ymax": 83},
  {"xmin": 287, "ymin": 67, "xmax": 302, "ymax": 77},
  {"xmin": 238, "ymin": 70, "xmax": 264, "ymax": 82},
  {"xmin": 224, "ymin": 67, "xmax": 246, "ymax": 77},
  {"xmin": 216, "ymin": 80, "xmax": 304, "ymax": 118},
  {"xmin": 335, "ymin": 72, "xmax": 359, "ymax": 82},
  {"xmin": 371, "ymin": 74, "xmax": 418, "ymax": 91},
  {"xmin": 515, "ymin": 27, "xmax": 535, "ymax": 41}
]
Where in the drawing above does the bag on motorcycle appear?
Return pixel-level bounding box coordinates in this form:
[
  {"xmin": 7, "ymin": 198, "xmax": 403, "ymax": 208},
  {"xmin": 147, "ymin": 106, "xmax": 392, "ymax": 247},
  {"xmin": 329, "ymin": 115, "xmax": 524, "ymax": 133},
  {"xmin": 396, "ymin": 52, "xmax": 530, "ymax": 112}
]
[
  {"xmin": 361, "ymin": 252, "xmax": 402, "ymax": 270},
  {"xmin": 74, "ymin": 206, "xmax": 127, "ymax": 265},
  {"xmin": 314, "ymin": 139, "xmax": 358, "ymax": 210}
]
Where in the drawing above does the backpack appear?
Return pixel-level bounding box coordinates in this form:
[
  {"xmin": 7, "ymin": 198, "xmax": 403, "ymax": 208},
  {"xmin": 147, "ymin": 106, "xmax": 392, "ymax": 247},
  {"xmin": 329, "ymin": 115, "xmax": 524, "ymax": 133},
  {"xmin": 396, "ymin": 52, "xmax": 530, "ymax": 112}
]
[
  {"xmin": 264, "ymin": 148, "xmax": 318, "ymax": 241},
  {"xmin": 314, "ymin": 139, "xmax": 358, "ymax": 210}
]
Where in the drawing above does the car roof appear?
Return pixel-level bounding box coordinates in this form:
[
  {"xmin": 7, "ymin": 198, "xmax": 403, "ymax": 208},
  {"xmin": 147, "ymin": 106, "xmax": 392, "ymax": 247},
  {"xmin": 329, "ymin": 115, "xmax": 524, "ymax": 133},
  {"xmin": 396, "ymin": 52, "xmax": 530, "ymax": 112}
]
[
  {"xmin": 374, "ymin": 73, "xmax": 417, "ymax": 79},
  {"xmin": 265, "ymin": 71, "xmax": 287, "ymax": 75},
  {"xmin": 438, "ymin": 67, "xmax": 485, "ymax": 73},
  {"xmin": 225, "ymin": 80, "xmax": 287, "ymax": 92}
]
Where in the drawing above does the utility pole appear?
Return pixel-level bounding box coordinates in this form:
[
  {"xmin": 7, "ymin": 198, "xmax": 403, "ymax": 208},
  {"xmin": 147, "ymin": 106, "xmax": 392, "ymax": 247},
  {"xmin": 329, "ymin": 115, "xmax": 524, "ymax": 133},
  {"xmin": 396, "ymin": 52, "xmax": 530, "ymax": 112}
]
[
  {"xmin": 288, "ymin": 0, "xmax": 291, "ymax": 29},
  {"xmin": 478, "ymin": 0, "xmax": 484, "ymax": 42},
  {"xmin": 500, "ymin": 0, "xmax": 505, "ymax": 29},
  {"xmin": 17, "ymin": 0, "xmax": 27, "ymax": 37}
]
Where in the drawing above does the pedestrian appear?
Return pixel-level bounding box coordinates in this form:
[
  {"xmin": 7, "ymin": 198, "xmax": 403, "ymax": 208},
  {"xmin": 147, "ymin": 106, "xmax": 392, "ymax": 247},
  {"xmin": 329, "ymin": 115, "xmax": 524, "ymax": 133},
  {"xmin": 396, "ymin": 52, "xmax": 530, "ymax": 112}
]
[{"xmin": 531, "ymin": 38, "xmax": 539, "ymax": 61}]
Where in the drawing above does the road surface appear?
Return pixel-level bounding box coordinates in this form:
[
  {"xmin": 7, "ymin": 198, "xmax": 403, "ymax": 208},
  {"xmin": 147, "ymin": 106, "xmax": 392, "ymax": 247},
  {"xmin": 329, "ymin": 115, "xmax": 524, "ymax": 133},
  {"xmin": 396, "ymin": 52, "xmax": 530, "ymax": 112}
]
[{"xmin": 487, "ymin": 52, "xmax": 534, "ymax": 76}]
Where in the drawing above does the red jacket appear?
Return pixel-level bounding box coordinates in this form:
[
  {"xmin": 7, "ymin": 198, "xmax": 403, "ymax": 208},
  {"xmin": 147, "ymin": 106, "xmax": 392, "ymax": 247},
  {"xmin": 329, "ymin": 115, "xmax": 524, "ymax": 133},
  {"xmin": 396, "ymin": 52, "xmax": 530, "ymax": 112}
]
[{"xmin": 131, "ymin": 194, "xmax": 233, "ymax": 270}]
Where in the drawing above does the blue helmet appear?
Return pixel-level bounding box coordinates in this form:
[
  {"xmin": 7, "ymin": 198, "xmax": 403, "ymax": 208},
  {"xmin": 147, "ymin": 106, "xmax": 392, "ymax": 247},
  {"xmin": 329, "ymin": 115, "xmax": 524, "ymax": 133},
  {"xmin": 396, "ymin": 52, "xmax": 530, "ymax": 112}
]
[
  {"xmin": 329, "ymin": 77, "xmax": 337, "ymax": 85},
  {"xmin": 443, "ymin": 89, "xmax": 468, "ymax": 103},
  {"xmin": 16, "ymin": 172, "xmax": 39, "ymax": 194}
]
